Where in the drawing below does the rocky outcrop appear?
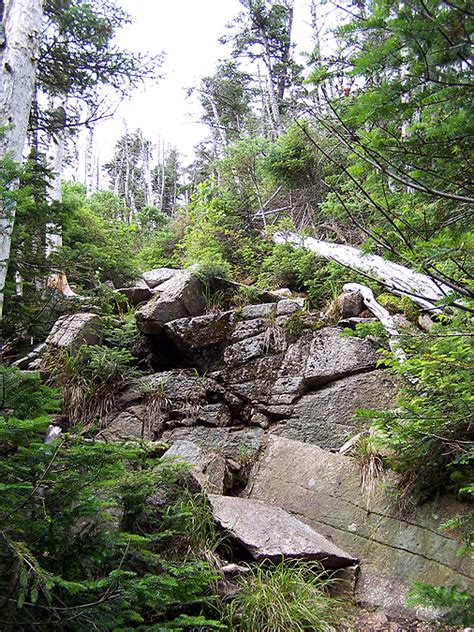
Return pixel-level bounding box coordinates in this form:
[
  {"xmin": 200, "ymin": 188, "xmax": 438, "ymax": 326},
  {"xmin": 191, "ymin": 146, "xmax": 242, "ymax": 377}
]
[
  {"xmin": 274, "ymin": 370, "xmax": 399, "ymax": 449},
  {"xmin": 46, "ymin": 313, "xmax": 102, "ymax": 348},
  {"xmin": 100, "ymin": 370, "xmax": 264, "ymax": 461},
  {"xmin": 248, "ymin": 436, "xmax": 473, "ymax": 618},
  {"xmin": 208, "ymin": 494, "xmax": 358, "ymax": 568},
  {"xmin": 136, "ymin": 271, "xmax": 205, "ymax": 334},
  {"xmin": 40, "ymin": 277, "xmax": 469, "ymax": 626},
  {"xmin": 105, "ymin": 296, "xmax": 396, "ymax": 456},
  {"xmin": 164, "ymin": 311, "xmax": 235, "ymax": 352}
]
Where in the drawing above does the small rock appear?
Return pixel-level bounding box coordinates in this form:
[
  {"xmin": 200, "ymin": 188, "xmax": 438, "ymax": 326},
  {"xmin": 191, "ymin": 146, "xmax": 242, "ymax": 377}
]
[
  {"xmin": 162, "ymin": 440, "xmax": 227, "ymax": 494},
  {"xmin": 338, "ymin": 289, "xmax": 364, "ymax": 318},
  {"xmin": 250, "ymin": 411, "xmax": 270, "ymax": 429},
  {"xmin": 142, "ymin": 267, "xmax": 179, "ymax": 289},
  {"xmin": 240, "ymin": 303, "xmax": 276, "ymax": 320},
  {"xmin": 164, "ymin": 311, "xmax": 235, "ymax": 351},
  {"xmin": 276, "ymin": 299, "xmax": 302, "ymax": 316},
  {"xmin": 115, "ymin": 285, "xmax": 151, "ymax": 306},
  {"xmin": 418, "ymin": 313, "xmax": 434, "ymax": 331}
]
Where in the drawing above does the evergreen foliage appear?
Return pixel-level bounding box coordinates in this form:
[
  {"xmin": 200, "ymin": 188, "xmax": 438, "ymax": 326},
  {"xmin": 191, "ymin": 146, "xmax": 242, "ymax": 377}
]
[{"xmin": 0, "ymin": 369, "xmax": 222, "ymax": 630}]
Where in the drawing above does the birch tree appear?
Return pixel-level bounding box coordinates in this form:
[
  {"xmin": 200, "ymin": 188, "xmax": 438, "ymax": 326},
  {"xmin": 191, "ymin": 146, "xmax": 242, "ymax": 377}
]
[{"xmin": 0, "ymin": 0, "xmax": 44, "ymax": 317}]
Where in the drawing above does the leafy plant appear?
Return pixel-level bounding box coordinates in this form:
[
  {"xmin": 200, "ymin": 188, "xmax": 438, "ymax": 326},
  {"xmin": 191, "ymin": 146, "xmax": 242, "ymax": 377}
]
[
  {"xmin": 283, "ymin": 310, "xmax": 306, "ymax": 342},
  {"xmin": 0, "ymin": 366, "xmax": 60, "ymax": 421}
]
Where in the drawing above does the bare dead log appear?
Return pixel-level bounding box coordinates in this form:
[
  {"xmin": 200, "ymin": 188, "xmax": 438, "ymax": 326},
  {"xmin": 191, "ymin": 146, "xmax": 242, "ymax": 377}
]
[{"xmin": 273, "ymin": 231, "xmax": 451, "ymax": 311}]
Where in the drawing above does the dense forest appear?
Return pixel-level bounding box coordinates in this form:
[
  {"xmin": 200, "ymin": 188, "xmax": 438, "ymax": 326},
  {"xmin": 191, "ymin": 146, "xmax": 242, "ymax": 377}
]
[{"xmin": 0, "ymin": 0, "xmax": 472, "ymax": 629}]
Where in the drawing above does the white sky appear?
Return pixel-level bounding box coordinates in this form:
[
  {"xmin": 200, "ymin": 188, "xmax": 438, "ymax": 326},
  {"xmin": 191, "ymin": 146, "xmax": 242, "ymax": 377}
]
[{"xmin": 85, "ymin": 0, "xmax": 324, "ymax": 184}]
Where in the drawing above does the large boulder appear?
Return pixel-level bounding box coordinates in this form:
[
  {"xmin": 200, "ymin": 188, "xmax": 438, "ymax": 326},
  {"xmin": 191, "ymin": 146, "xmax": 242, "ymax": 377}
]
[
  {"xmin": 100, "ymin": 370, "xmax": 261, "ymax": 460},
  {"xmin": 248, "ymin": 436, "xmax": 473, "ymax": 618},
  {"xmin": 220, "ymin": 324, "xmax": 382, "ymax": 417},
  {"xmin": 46, "ymin": 313, "xmax": 102, "ymax": 349},
  {"xmin": 136, "ymin": 271, "xmax": 205, "ymax": 334},
  {"xmin": 208, "ymin": 494, "xmax": 357, "ymax": 568},
  {"xmin": 274, "ymin": 370, "xmax": 400, "ymax": 450},
  {"xmin": 302, "ymin": 327, "xmax": 379, "ymax": 387},
  {"xmin": 142, "ymin": 267, "xmax": 179, "ymax": 289}
]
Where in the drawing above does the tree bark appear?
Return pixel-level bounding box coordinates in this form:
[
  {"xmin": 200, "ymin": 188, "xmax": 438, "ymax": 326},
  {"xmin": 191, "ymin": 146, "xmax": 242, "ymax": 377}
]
[
  {"xmin": 273, "ymin": 231, "xmax": 451, "ymax": 311},
  {"xmin": 45, "ymin": 97, "xmax": 65, "ymax": 257},
  {"xmin": 0, "ymin": 0, "xmax": 44, "ymax": 316}
]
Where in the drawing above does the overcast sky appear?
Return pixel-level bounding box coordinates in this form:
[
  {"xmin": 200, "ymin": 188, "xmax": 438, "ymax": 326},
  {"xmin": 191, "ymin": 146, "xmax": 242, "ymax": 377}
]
[{"xmin": 86, "ymin": 0, "xmax": 324, "ymax": 183}]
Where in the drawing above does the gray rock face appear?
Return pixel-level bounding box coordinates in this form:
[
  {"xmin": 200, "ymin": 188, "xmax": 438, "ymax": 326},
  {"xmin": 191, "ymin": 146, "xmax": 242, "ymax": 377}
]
[
  {"xmin": 220, "ymin": 324, "xmax": 382, "ymax": 431},
  {"xmin": 136, "ymin": 271, "xmax": 205, "ymax": 334},
  {"xmin": 240, "ymin": 303, "xmax": 276, "ymax": 319},
  {"xmin": 164, "ymin": 311, "xmax": 235, "ymax": 351},
  {"xmin": 248, "ymin": 436, "xmax": 473, "ymax": 617},
  {"xmin": 276, "ymin": 299, "xmax": 303, "ymax": 315},
  {"xmin": 142, "ymin": 267, "xmax": 179, "ymax": 289},
  {"xmin": 162, "ymin": 426, "xmax": 264, "ymax": 462},
  {"xmin": 302, "ymin": 327, "xmax": 379, "ymax": 387},
  {"xmin": 208, "ymin": 494, "xmax": 357, "ymax": 568},
  {"xmin": 103, "ymin": 370, "xmax": 262, "ymax": 460},
  {"xmin": 46, "ymin": 313, "xmax": 101, "ymax": 349},
  {"xmin": 162, "ymin": 440, "xmax": 226, "ymax": 494},
  {"xmin": 275, "ymin": 370, "xmax": 400, "ymax": 450}
]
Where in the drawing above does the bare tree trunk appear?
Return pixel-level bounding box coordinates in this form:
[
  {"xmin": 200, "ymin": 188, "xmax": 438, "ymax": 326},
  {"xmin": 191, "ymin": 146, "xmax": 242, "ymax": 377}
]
[
  {"xmin": 159, "ymin": 140, "xmax": 166, "ymax": 211},
  {"xmin": 273, "ymin": 231, "xmax": 451, "ymax": 311},
  {"xmin": 0, "ymin": 0, "xmax": 44, "ymax": 317},
  {"xmin": 260, "ymin": 29, "xmax": 282, "ymax": 136},
  {"xmin": 45, "ymin": 97, "xmax": 65, "ymax": 257},
  {"xmin": 140, "ymin": 130, "xmax": 153, "ymax": 206},
  {"xmin": 85, "ymin": 120, "xmax": 95, "ymax": 197},
  {"xmin": 205, "ymin": 93, "xmax": 227, "ymax": 149}
]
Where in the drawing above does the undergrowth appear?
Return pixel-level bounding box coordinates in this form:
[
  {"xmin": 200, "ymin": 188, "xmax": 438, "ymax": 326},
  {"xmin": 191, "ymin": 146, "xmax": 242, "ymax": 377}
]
[{"xmin": 226, "ymin": 560, "xmax": 348, "ymax": 632}]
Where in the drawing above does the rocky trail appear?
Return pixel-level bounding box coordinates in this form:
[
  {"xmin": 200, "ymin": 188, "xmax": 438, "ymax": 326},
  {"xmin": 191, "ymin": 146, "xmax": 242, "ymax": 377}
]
[{"xmin": 20, "ymin": 268, "xmax": 472, "ymax": 630}]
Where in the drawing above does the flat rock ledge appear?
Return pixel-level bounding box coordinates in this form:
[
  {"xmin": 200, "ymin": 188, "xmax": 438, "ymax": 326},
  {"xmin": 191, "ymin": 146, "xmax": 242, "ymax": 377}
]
[{"xmin": 208, "ymin": 494, "xmax": 358, "ymax": 569}]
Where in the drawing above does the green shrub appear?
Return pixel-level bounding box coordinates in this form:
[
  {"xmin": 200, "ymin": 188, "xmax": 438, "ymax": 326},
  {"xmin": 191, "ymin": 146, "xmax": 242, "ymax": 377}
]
[
  {"xmin": 367, "ymin": 308, "xmax": 474, "ymax": 503},
  {"xmin": 0, "ymin": 416, "xmax": 222, "ymax": 630},
  {"xmin": 407, "ymin": 583, "xmax": 474, "ymax": 627},
  {"xmin": 0, "ymin": 366, "xmax": 60, "ymax": 421},
  {"xmin": 284, "ymin": 310, "xmax": 306, "ymax": 342},
  {"xmin": 260, "ymin": 243, "xmax": 320, "ymax": 291},
  {"xmin": 226, "ymin": 560, "xmax": 347, "ymax": 632}
]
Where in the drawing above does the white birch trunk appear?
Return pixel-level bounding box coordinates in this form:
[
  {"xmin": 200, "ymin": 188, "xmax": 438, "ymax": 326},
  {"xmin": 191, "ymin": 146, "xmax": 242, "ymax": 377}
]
[
  {"xmin": 205, "ymin": 94, "xmax": 227, "ymax": 149},
  {"xmin": 273, "ymin": 231, "xmax": 451, "ymax": 311},
  {"xmin": 159, "ymin": 141, "xmax": 165, "ymax": 211},
  {"xmin": 45, "ymin": 97, "xmax": 65, "ymax": 257},
  {"xmin": 0, "ymin": 0, "xmax": 44, "ymax": 317}
]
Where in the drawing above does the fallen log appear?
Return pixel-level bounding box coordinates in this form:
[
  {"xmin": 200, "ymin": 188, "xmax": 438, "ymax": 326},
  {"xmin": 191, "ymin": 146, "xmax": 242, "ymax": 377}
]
[{"xmin": 273, "ymin": 231, "xmax": 450, "ymax": 311}]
